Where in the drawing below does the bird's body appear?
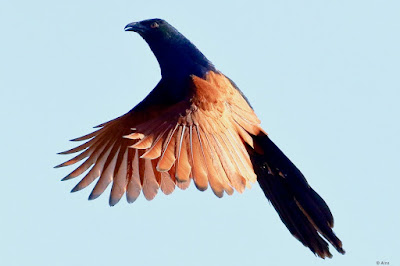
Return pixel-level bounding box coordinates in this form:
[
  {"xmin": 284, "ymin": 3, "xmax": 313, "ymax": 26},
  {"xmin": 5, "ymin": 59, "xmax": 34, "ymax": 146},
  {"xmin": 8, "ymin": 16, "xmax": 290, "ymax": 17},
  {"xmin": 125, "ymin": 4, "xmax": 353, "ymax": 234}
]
[{"xmin": 57, "ymin": 18, "xmax": 344, "ymax": 258}]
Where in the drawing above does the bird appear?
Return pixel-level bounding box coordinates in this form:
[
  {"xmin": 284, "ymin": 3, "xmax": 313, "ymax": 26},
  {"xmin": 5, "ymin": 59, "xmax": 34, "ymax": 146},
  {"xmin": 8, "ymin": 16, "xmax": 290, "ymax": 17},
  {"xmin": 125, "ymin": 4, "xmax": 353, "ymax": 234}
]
[{"xmin": 56, "ymin": 18, "xmax": 345, "ymax": 258}]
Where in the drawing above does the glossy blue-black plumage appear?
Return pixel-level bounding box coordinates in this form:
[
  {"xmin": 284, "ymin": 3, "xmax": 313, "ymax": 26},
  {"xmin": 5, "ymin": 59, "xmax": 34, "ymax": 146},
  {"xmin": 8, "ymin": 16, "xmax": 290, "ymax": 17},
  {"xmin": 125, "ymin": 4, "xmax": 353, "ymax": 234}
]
[{"xmin": 126, "ymin": 19, "xmax": 216, "ymax": 79}]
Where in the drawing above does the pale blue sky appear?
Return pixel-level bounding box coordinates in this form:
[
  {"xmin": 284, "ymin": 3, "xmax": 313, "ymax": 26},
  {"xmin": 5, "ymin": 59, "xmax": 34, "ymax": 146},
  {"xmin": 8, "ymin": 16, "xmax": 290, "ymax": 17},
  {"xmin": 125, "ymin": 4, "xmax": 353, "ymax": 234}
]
[{"xmin": 1, "ymin": 1, "xmax": 399, "ymax": 266}]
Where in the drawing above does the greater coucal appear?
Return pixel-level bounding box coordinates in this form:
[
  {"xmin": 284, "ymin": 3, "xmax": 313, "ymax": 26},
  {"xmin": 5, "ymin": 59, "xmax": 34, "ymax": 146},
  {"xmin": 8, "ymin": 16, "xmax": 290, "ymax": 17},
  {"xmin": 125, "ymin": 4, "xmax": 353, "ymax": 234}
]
[{"xmin": 56, "ymin": 18, "xmax": 345, "ymax": 258}]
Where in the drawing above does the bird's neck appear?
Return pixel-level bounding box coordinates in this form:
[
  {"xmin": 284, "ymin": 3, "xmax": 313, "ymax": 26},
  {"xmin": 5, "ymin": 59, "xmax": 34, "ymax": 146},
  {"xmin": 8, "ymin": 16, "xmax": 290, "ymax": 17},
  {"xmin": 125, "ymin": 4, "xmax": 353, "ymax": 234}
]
[{"xmin": 146, "ymin": 36, "xmax": 216, "ymax": 79}]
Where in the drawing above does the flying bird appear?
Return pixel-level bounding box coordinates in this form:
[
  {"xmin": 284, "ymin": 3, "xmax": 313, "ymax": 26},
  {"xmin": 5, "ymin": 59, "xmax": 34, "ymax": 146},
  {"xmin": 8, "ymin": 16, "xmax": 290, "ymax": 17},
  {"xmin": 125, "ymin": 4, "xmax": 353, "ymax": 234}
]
[{"xmin": 56, "ymin": 18, "xmax": 345, "ymax": 258}]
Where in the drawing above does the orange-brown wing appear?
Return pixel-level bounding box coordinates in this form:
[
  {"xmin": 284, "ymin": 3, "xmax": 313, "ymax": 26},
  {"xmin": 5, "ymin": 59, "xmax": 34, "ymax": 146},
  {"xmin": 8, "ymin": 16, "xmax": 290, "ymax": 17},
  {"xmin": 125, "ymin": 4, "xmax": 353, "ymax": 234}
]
[
  {"xmin": 56, "ymin": 71, "xmax": 265, "ymax": 205},
  {"xmin": 55, "ymin": 105, "xmax": 185, "ymax": 205}
]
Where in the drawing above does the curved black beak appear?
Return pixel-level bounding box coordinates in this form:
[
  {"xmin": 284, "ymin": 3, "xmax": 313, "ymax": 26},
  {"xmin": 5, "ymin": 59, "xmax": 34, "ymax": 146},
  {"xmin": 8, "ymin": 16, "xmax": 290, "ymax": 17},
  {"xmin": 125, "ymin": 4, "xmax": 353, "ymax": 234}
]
[{"xmin": 124, "ymin": 22, "xmax": 146, "ymax": 33}]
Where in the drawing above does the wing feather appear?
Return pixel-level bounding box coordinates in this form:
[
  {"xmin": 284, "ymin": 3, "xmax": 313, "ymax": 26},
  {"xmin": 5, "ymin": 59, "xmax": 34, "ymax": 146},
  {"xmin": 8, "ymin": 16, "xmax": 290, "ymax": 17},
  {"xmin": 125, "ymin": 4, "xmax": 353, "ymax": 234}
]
[
  {"xmin": 234, "ymin": 122, "xmax": 255, "ymax": 148},
  {"xmin": 142, "ymin": 158, "xmax": 159, "ymax": 200},
  {"xmin": 156, "ymin": 124, "xmax": 179, "ymax": 171},
  {"xmin": 160, "ymin": 172, "xmax": 176, "ymax": 195},
  {"xmin": 232, "ymin": 112, "xmax": 262, "ymax": 136},
  {"xmin": 89, "ymin": 147, "xmax": 120, "ymax": 200},
  {"xmin": 131, "ymin": 121, "xmax": 169, "ymax": 150},
  {"xmin": 70, "ymin": 128, "xmax": 103, "ymax": 142},
  {"xmin": 176, "ymin": 179, "xmax": 191, "ymax": 190},
  {"xmin": 141, "ymin": 126, "xmax": 170, "ymax": 159},
  {"xmin": 200, "ymin": 117, "xmax": 235, "ymax": 196},
  {"xmin": 56, "ymin": 140, "xmax": 98, "ymax": 167},
  {"xmin": 70, "ymin": 140, "xmax": 114, "ymax": 193},
  {"xmin": 60, "ymin": 148, "xmax": 102, "ymax": 180},
  {"xmin": 225, "ymin": 128, "xmax": 257, "ymax": 185},
  {"xmin": 57, "ymin": 137, "xmax": 98, "ymax": 155},
  {"xmin": 190, "ymin": 126, "xmax": 209, "ymax": 191},
  {"xmin": 131, "ymin": 135, "xmax": 154, "ymax": 149},
  {"xmin": 109, "ymin": 149, "xmax": 128, "ymax": 206},
  {"xmin": 126, "ymin": 149, "xmax": 141, "ymax": 203},
  {"xmin": 197, "ymin": 126, "xmax": 224, "ymax": 197},
  {"xmin": 212, "ymin": 132, "xmax": 246, "ymax": 193},
  {"xmin": 175, "ymin": 126, "xmax": 191, "ymax": 182},
  {"xmin": 60, "ymin": 129, "xmax": 121, "ymax": 179}
]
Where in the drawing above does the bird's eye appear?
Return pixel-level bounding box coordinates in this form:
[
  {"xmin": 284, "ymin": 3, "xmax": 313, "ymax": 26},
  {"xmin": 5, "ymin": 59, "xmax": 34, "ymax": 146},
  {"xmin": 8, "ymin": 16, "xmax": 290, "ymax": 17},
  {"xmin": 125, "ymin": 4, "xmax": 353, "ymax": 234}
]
[{"xmin": 150, "ymin": 22, "xmax": 159, "ymax": 29}]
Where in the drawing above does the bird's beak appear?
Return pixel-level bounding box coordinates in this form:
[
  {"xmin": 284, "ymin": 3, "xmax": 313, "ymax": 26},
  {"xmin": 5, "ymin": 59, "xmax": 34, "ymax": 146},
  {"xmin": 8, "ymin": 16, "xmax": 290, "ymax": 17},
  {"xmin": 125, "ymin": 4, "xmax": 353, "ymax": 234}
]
[{"xmin": 124, "ymin": 22, "xmax": 146, "ymax": 33}]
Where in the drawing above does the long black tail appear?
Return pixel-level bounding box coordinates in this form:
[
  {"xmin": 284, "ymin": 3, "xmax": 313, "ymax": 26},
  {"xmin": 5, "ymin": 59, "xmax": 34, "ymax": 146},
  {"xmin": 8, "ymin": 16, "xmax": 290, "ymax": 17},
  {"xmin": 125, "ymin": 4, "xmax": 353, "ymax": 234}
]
[{"xmin": 250, "ymin": 134, "xmax": 345, "ymax": 258}]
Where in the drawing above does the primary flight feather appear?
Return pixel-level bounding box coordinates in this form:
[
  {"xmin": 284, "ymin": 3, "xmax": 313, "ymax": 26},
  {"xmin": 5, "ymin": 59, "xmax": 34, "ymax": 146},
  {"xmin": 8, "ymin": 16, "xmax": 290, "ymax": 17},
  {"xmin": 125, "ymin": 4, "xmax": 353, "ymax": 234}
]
[{"xmin": 56, "ymin": 18, "xmax": 345, "ymax": 258}]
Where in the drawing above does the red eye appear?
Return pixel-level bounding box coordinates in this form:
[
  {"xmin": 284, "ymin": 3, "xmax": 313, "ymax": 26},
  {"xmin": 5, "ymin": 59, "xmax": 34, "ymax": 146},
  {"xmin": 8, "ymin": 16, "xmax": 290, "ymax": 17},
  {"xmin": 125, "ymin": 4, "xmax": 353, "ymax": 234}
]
[{"xmin": 150, "ymin": 22, "xmax": 159, "ymax": 29}]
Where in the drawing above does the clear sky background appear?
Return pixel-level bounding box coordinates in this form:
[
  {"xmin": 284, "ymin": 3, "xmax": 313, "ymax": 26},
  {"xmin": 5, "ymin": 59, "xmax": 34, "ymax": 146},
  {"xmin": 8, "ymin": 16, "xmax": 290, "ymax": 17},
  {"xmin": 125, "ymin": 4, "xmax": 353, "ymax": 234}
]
[{"xmin": 1, "ymin": 1, "xmax": 399, "ymax": 266}]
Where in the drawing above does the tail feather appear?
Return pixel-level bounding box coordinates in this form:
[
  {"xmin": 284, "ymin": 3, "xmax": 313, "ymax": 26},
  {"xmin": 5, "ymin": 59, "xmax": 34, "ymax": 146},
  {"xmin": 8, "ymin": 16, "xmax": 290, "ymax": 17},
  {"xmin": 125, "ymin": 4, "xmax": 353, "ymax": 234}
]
[{"xmin": 250, "ymin": 134, "xmax": 345, "ymax": 258}]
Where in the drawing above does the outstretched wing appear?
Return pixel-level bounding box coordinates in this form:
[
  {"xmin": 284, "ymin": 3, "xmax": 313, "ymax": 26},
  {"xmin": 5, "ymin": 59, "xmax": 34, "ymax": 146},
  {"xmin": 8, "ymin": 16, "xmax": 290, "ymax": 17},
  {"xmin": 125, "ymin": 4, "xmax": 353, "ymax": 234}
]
[{"xmin": 56, "ymin": 71, "xmax": 264, "ymax": 205}]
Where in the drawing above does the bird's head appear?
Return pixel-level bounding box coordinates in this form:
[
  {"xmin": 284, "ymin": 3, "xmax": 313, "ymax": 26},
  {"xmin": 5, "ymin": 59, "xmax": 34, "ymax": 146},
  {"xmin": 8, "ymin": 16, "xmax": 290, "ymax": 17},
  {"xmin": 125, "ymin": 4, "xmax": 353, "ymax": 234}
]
[{"xmin": 124, "ymin": 18, "xmax": 177, "ymax": 41}]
